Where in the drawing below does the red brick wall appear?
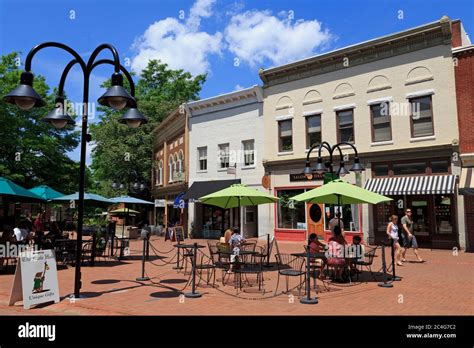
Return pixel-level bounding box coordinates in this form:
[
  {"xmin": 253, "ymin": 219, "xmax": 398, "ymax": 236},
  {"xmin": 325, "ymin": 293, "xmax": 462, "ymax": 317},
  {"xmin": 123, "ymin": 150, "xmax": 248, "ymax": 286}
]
[
  {"xmin": 452, "ymin": 21, "xmax": 462, "ymax": 48},
  {"xmin": 454, "ymin": 50, "xmax": 474, "ymax": 153}
]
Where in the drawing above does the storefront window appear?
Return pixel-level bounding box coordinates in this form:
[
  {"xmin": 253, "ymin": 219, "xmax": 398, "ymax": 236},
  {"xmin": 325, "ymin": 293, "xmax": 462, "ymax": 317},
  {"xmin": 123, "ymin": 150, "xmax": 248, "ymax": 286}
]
[
  {"xmin": 375, "ymin": 201, "xmax": 391, "ymax": 233},
  {"xmin": 203, "ymin": 205, "xmax": 230, "ymax": 232},
  {"xmin": 324, "ymin": 204, "xmax": 359, "ymax": 231},
  {"xmin": 431, "ymin": 160, "xmax": 449, "ymax": 174},
  {"xmin": 434, "ymin": 195, "xmax": 453, "ymax": 234},
  {"xmin": 277, "ymin": 189, "xmax": 306, "ymax": 229},
  {"xmin": 393, "ymin": 162, "xmax": 426, "ymax": 176},
  {"xmin": 373, "ymin": 164, "xmax": 389, "ymax": 177}
]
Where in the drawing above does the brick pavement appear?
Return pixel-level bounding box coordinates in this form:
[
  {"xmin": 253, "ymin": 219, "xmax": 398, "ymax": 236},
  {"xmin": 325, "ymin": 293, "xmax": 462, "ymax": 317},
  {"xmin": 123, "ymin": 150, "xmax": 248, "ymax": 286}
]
[{"xmin": 0, "ymin": 237, "xmax": 472, "ymax": 315}]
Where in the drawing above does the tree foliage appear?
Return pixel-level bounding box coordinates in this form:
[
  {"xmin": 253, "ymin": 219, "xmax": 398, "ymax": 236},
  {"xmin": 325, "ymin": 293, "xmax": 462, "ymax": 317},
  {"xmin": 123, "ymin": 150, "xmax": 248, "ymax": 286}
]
[
  {"xmin": 90, "ymin": 60, "xmax": 205, "ymax": 196},
  {"xmin": 0, "ymin": 52, "xmax": 86, "ymax": 193}
]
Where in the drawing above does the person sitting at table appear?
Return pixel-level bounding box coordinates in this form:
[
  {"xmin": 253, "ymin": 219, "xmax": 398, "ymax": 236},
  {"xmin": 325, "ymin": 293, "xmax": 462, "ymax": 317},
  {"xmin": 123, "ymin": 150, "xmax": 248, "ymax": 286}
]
[
  {"xmin": 326, "ymin": 226, "xmax": 346, "ymax": 282},
  {"xmin": 227, "ymin": 227, "xmax": 246, "ymax": 273},
  {"xmin": 349, "ymin": 235, "xmax": 365, "ymax": 274},
  {"xmin": 13, "ymin": 222, "xmax": 32, "ymax": 245},
  {"xmin": 219, "ymin": 229, "xmax": 233, "ymax": 244},
  {"xmin": 43, "ymin": 221, "xmax": 62, "ymax": 250},
  {"xmin": 308, "ymin": 233, "xmax": 326, "ymax": 277}
]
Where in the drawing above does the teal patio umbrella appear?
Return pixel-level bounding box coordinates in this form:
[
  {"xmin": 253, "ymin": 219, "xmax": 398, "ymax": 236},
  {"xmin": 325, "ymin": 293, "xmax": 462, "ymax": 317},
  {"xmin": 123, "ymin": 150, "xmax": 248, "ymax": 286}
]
[
  {"xmin": 199, "ymin": 184, "xmax": 279, "ymax": 232},
  {"xmin": 0, "ymin": 177, "xmax": 44, "ymax": 219},
  {"xmin": 29, "ymin": 185, "xmax": 65, "ymax": 201},
  {"xmin": 53, "ymin": 192, "xmax": 114, "ymax": 204}
]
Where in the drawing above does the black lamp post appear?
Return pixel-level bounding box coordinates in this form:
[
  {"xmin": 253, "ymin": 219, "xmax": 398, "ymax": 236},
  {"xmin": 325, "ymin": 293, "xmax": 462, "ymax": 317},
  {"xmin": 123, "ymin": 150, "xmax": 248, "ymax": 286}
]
[
  {"xmin": 301, "ymin": 141, "xmax": 364, "ymax": 304},
  {"xmin": 3, "ymin": 42, "xmax": 148, "ymax": 298}
]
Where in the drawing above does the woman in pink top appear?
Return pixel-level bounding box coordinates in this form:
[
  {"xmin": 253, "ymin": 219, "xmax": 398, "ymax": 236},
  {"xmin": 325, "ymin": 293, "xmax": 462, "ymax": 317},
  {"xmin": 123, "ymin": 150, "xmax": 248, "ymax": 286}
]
[{"xmin": 326, "ymin": 226, "xmax": 346, "ymax": 282}]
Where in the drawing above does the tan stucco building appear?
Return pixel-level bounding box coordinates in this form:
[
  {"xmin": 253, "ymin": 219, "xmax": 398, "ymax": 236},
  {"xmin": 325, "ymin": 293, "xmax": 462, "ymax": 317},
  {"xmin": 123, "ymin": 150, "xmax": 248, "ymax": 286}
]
[{"xmin": 260, "ymin": 17, "xmax": 468, "ymax": 249}]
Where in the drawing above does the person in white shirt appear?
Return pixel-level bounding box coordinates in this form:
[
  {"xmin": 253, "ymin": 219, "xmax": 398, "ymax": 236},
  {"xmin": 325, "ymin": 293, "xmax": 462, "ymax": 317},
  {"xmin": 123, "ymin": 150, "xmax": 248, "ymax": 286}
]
[{"xmin": 13, "ymin": 227, "xmax": 29, "ymax": 243}]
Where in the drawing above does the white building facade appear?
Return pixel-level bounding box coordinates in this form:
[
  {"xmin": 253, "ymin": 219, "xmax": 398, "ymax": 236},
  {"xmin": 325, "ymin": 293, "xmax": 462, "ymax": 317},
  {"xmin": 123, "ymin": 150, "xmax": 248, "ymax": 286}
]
[{"xmin": 185, "ymin": 86, "xmax": 271, "ymax": 239}]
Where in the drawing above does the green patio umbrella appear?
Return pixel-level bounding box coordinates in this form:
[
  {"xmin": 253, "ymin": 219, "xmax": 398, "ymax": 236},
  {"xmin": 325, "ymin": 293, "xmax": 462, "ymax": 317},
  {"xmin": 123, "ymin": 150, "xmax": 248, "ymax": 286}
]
[
  {"xmin": 28, "ymin": 185, "xmax": 65, "ymax": 201},
  {"xmin": 109, "ymin": 208, "xmax": 140, "ymax": 215},
  {"xmin": 199, "ymin": 184, "xmax": 279, "ymax": 232},
  {"xmin": 291, "ymin": 179, "xmax": 392, "ymax": 231},
  {"xmin": 291, "ymin": 179, "xmax": 392, "ymax": 205}
]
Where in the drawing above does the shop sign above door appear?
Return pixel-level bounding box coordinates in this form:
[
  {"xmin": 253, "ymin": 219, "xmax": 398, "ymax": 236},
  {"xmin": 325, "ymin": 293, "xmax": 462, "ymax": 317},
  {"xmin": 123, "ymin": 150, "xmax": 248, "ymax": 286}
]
[{"xmin": 289, "ymin": 173, "xmax": 323, "ymax": 182}]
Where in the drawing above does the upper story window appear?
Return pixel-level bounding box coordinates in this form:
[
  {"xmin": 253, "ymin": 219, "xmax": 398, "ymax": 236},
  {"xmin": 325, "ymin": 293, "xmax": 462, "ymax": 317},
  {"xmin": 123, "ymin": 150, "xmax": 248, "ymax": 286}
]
[
  {"xmin": 242, "ymin": 140, "xmax": 255, "ymax": 166},
  {"xmin": 373, "ymin": 159, "xmax": 450, "ymax": 177},
  {"xmin": 218, "ymin": 143, "xmax": 230, "ymax": 169},
  {"xmin": 198, "ymin": 147, "xmax": 207, "ymax": 171},
  {"xmin": 177, "ymin": 151, "xmax": 183, "ymax": 173},
  {"xmin": 370, "ymin": 103, "xmax": 392, "ymax": 142},
  {"xmin": 156, "ymin": 160, "xmax": 163, "ymax": 186},
  {"xmin": 410, "ymin": 95, "xmax": 434, "ymax": 138},
  {"xmin": 278, "ymin": 119, "xmax": 293, "ymax": 152},
  {"xmin": 306, "ymin": 114, "xmax": 321, "ymax": 148},
  {"xmin": 168, "ymin": 156, "xmax": 174, "ymax": 183},
  {"xmin": 337, "ymin": 109, "xmax": 354, "ymax": 143}
]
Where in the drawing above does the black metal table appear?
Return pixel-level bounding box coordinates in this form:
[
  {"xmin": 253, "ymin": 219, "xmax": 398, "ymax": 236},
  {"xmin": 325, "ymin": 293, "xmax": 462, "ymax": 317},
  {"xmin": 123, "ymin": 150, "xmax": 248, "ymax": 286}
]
[
  {"xmin": 173, "ymin": 243, "xmax": 205, "ymax": 270},
  {"xmin": 174, "ymin": 243, "xmax": 205, "ymax": 298},
  {"xmin": 291, "ymin": 251, "xmax": 326, "ymax": 304}
]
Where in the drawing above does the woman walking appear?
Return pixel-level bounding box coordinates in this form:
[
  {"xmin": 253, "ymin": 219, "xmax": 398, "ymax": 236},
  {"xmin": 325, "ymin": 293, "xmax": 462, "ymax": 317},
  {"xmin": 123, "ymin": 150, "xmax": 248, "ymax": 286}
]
[{"xmin": 386, "ymin": 215, "xmax": 403, "ymax": 267}]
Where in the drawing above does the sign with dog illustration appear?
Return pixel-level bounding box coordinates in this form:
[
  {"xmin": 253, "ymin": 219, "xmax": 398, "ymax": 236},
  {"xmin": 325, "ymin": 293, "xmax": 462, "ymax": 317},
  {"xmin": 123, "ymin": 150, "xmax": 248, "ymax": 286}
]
[{"xmin": 8, "ymin": 249, "xmax": 60, "ymax": 309}]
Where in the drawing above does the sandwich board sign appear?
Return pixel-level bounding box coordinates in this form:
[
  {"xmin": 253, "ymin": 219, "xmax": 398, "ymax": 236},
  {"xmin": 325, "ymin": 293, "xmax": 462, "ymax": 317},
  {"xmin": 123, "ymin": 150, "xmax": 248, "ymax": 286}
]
[{"xmin": 8, "ymin": 249, "xmax": 60, "ymax": 309}]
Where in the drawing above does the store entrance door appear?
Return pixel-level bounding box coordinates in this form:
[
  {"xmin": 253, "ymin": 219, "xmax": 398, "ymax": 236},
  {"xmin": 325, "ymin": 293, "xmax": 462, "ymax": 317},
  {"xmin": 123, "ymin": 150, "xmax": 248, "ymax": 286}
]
[
  {"xmin": 306, "ymin": 203, "xmax": 324, "ymax": 239},
  {"xmin": 406, "ymin": 196, "xmax": 431, "ymax": 246}
]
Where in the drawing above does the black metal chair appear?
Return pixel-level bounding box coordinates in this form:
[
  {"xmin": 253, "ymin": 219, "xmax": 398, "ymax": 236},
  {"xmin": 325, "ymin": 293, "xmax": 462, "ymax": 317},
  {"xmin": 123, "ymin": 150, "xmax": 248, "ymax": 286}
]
[
  {"xmin": 233, "ymin": 251, "xmax": 265, "ymax": 293},
  {"xmin": 208, "ymin": 244, "xmax": 231, "ymax": 285},
  {"xmin": 355, "ymin": 246, "xmax": 378, "ymax": 281},
  {"xmin": 194, "ymin": 249, "xmax": 216, "ymax": 287},
  {"xmin": 254, "ymin": 237, "xmax": 274, "ymax": 264},
  {"xmin": 275, "ymin": 253, "xmax": 305, "ymax": 296}
]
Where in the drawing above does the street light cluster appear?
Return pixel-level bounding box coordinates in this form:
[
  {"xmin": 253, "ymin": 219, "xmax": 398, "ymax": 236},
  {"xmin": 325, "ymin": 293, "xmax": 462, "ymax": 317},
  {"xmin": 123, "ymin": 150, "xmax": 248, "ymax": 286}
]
[
  {"xmin": 303, "ymin": 141, "xmax": 365, "ymax": 180},
  {"xmin": 3, "ymin": 69, "xmax": 147, "ymax": 129}
]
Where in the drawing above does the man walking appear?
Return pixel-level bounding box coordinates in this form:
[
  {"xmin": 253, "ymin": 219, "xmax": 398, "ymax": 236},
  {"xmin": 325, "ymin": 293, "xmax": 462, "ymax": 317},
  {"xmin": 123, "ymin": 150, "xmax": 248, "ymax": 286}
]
[{"xmin": 401, "ymin": 208, "xmax": 424, "ymax": 263}]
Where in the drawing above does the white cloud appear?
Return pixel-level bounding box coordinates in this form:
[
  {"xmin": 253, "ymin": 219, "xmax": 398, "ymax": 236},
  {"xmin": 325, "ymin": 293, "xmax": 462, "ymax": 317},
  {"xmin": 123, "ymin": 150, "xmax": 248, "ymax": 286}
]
[
  {"xmin": 187, "ymin": 0, "xmax": 215, "ymax": 30},
  {"xmin": 224, "ymin": 10, "xmax": 332, "ymax": 67},
  {"xmin": 234, "ymin": 84, "xmax": 244, "ymax": 91},
  {"xmin": 131, "ymin": 0, "xmax": 223, "ymax": 76}
]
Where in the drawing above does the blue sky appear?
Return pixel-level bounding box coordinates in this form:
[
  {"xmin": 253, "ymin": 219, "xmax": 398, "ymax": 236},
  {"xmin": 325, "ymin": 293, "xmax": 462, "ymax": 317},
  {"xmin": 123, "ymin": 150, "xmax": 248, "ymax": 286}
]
[{"xmin": 1, "ymin": 0, "xmax": 472, "ymax": 164}]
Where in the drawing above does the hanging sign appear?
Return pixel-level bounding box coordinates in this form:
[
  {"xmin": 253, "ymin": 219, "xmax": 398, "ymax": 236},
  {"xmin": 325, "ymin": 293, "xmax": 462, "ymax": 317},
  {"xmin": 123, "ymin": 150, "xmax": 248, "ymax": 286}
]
[{"xmin": 9, "ymin": 249, "xmax": 60, "ymax": 309}]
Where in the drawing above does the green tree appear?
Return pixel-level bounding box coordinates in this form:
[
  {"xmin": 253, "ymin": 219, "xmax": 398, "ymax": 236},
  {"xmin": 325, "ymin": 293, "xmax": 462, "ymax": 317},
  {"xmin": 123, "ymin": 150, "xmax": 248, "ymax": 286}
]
[
  {"xmin": 90, "ymin": 60, "xmax": 205, "ymax": 196},
  {"xmin": 0, "ymin": 52, "xmax": 83, "ymax": 193}
]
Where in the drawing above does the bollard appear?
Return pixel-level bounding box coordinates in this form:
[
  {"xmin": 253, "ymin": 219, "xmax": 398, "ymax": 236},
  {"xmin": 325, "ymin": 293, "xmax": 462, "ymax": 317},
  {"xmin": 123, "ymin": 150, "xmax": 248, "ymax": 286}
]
[
  {"xmin": 184, "ymin": 243, "xmax": 202, "ymax": 298},
  {"xmin": 263, "ymin": 233, "xmax": 272, "ymax": 268},
  {"xmin": 378, "ymin": 244, "xmax": 393, "ymax": 288},
  {"xmin": 91, "ymin": 232, "xmax": 96, "ymax": 267},
  {"xmin": 136, "ymin": 232, "xmax": 150, "ymax": 281},
  {"xmin": 173, "ymin": 238, "xmax": 183, "ymax": 270},
  {"xmin": 389, "ymin": 240, "xmax": 401, "ymax": 281},
  {"xmin": 300, "ymin": 242, "xmax": 318, "ymax": 304}
]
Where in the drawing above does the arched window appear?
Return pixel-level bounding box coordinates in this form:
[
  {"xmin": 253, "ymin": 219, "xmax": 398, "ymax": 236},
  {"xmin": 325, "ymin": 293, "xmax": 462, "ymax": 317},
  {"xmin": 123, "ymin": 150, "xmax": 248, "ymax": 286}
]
[
  {"xmin": 177, "ymin": 151, "xmax": 184, "ymax": 174},
  {"xmin": 157, "ymin": 160, "xmax": 163, "ymax": 185},
  {"xmin": 173, "ymin": 154, "xmax": 178, "ymax": 179},
  {"xmin": 169, "ymin": 156, "xmax": 174, "ymax": 183}
]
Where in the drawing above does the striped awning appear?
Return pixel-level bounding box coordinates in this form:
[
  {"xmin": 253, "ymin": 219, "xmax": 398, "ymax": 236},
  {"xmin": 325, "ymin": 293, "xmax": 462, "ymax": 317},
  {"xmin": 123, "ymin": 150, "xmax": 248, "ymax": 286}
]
[
  {"xmin": 459, "ymin": 167, "xmax": 474, "ymax": 195},
  {"xmin": 364, "ymin": 175, "xmax": 457, "ymax": 195}
]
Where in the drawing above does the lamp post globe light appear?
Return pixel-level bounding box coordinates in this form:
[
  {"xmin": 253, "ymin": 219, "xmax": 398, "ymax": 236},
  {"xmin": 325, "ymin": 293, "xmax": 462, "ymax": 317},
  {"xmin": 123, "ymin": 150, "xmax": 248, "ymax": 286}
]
[{"xmin": 3, "ymin": 42, "xmax": 148, "ymax": 298}]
